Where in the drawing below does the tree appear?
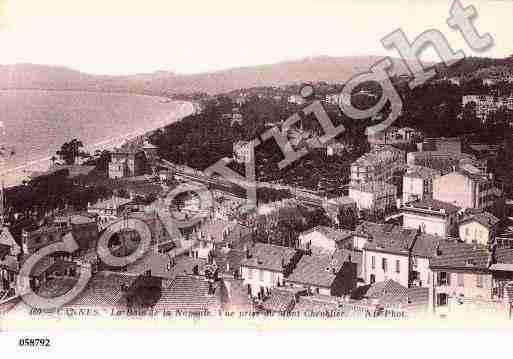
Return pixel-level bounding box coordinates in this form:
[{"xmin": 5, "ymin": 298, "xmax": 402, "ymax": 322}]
[
  {"xmin": 56, "ymin": 139, "xmax": 86, "ymax": 165},
  {"xmin": 50, "ymin": 155, "xmax": 58, "ymax": 166}
]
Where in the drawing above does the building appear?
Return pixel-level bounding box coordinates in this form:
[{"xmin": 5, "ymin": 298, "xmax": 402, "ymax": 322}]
[
  {"xmin": 0, "ymin": 228, "xmax": 19, "ymax": 299},
  {"xmin": 458, "ymin": 211, "xmax": 500, "ymax": 246},
  {"xmin": 417, "ymin": 137, "xmax": 462, "ymax": 153},
  {"xmin": 326, "ymin": 141, "xmax": 346, "ymax": 156},
  {"xmin": 368, "ymin": 126, "xmax": 422, "ymax": 146},
  {"xmin": 350, "ymin": 145, "xmax": 405, "ymax": 185},
  {"xmin": 349, "ymin": 181, "xmax": 397, "ymax": 214},
  {"xmin": 240, "ymin": 243, "xmax": 301, "ymax": 298},
  {"xmin": 324, "ymin": 93, "xmax": 350, "ymax": 107},
  {"xmin": 298, "ymin": 226, "xmax": 354, "ymax": 255},
  {"xmin": 284, "ymin": 251, "xmax": 357, "ymax": 297},
  {"xmin": 406, "ymin": 151, "xmax": 475, "ymax": 174},
  {"xmin": 22, "ymin": 214, "xmax": 99, "ymax": 256},
  {"xmin": 152, "ymin": 275, "xmax": 222, "ymax": 312},
  {"xmin": 108, "ymin": 149, "xmax": 148, "ymax": 179},
  {"xmin": 462, "ymin": 94, "xmax": 513, "ymax": 122},
  {"xmin": 361, "ymin": 223, "xmax": 445, "ymax": 288},
  {"xmin": 87, "ymin": 196, "xmax": 133, "ymax": 222},
  {"xmin": 433, "ymin": 170, "xmax": 499, "ymax": 211},
  {"xmin": 430, "ymin": 241, "xmax": 513, "ymax": 316},
  {"xmin": 401, "ymin": 198, "xmax": 460, "ymax": 237},
  {"xmin": 402, "ymin": 166, "xmax": 441, "ymax": 203},
  {"xmin": 233, "ymin": 140, "xmax": 253, "ymax": 164},
  {"xmin": 360, "ymin": 279, "xmax": 430, "ymax": 316},
  {"xmin": 288, "ymin": 95, "xmax": 306, "ymax": 105}
]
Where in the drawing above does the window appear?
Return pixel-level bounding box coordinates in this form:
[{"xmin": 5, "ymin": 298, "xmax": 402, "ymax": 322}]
[
  {"xmin": 457, "ymin": 273, "xmax": 464, "ymax": 287},
  {"xmin": 371, "ymin": 256, "xmax": 376, "ymax": 270},
  {"xmin": 438, "ymin": 272, "xmax": 449, "ymax": 286},
  {"xmin": 246, "ymin": 268, "xmax": 253, "ymax": 280},
  {"xmin": 259, "ymin": 270, "xmax": 264, "ymax": 282},
  {"xmin": 270, "ymin": 272, "xmax": 276, "ymax": 285},
  {"xmin": 382, "ymin": 258, "xmax": 388, "ymax": 273},
  {"xmin": 465, "ymin": 228, "xmax": 470, "ymax": 236},
  {"xmin": 476, "ymin": 274, "xmax": 484, "ymax": 288},
  {"xmin": 370, "ymin": 274, "xmax": 376, "ymax": 284},
  {"xmin": 395, "ymin": 260, "xmax": 400, "ymax": 273}
]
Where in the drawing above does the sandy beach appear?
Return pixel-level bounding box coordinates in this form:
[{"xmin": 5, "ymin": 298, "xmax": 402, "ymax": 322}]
[{"xmin": 0, "ymin": 99, "xmax": 195, "ymax": 187}]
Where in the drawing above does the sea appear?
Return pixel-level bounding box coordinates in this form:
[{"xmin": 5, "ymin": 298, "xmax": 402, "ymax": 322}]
[{"xmin": 0, "ymin": 89, "xmax": 193, "ymax": 186}]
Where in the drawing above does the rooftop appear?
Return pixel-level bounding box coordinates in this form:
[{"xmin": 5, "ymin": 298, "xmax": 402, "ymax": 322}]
[
  {"xmin": 67, "ymin": 272, "xmax": 138, "ymax": 308},
  {"xmin": 404, "ymin": 166, "xmax": 441, "ymax": 179},
  {"xmin": 361, "ymin": 222, "xmax": 446, "ymax": 258},
  {"xmin": 153, "ymin": 275, "xmax": 221, "ymax": 312},
  {"xmin": 88, "ymin": 196, "xmax": 132, "ymax": 210},
  {"xmin": 300, "ymin": 226, "xmax": 353, "ymax": 243},
  {"xmin": 353, "ymin": 145, "xmax": 404, "ymax": 167},
  {"xmin": 240, "ymin": 243, "xmax": 297, "ymax": 272},
  {"xmin": 460, "ymin": 211, "xmax": 500, "ymax": 229},
  {"xmin": 430, "ymin": 242, "xmax": 513, "ymax": 270},
  {"xmin": 350, "ymin": 181, "xmax": 396, "ymax": 194},
  {"xmin": 261, "ymin": 288, "xmax": 296, "ymax": 312},
  {"xmin": 402, "ymin": 198, "xmax": 461, "ymax": 215},
  {"xmin": 286, "ymin": 252, "xmax": 346, "ymax": 288}
]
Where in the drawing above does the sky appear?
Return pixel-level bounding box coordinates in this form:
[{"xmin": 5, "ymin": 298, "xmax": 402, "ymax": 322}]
[{"xmin": 0, "ymin": 0, "xmax": 511, "ymax": 75}]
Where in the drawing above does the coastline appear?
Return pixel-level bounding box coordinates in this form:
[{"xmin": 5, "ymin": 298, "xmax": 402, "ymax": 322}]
[{"xmin": 1, "ymin": 99, "xmax": 196, "ymax": 187}]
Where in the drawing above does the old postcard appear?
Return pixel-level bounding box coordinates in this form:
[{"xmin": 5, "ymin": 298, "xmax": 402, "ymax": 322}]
[{"xmin": 1, "ymin": 0, "xmax": 513, "ymax": 350}]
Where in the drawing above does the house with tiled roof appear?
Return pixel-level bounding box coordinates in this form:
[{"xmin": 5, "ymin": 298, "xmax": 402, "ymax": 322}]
[
  {"xmin": 108, "ymin": 148, "xmax": 148, "ymax": 179},
  {"xmin": 298, "ymin": 226, "xmax": 354, "ymax": 255},
  {"xmin": 240, "ymin": 243, "xmax": 301, "ymax": 298},
  {"xmin": 284, "ymin": 251, "xmax": 357, "ymax": 297},
  {"xmin": 349, "ymin": 181, "xmax": 398, "ymax": 214},
  {"xmin": 260, "ymin": 287, "xmax": 302, "ymax": 313},
  {"xmin": 152, "ymin": 275, "xmax": 222, "ymax": 313},
  {"xmin": 362, "ymin": 223, "xmax": 446, "ymax": 288},
  {"xmin": 0, "ymin": 227, "xmax": 20, "ymax": 299},
  {"xmin": 402, "ymin": 165, "xmax": 441, "ymax": 203},
  {"xmin": 87, "ymin": 196, "xmax": 132, "ymax": 221},
  {"xmin": 358, "ymin": 279, "xmax": 429, "ymax": 316},
  {"xmin": 21, "ymin": 215, "xmax": 98, "ymax": 257},
  {"xmin": 64, "ymin": 272, "xmax": 140, "ymax": 310},
  {"xmin": 401, "ymin": 198, "xmax": 460, "ymax": 237},
  {"xmin": 458, "ymin": 211, "xmax": 500, "ymax": 246},
  {"xmin": 350, "ymin": 145, "xmax": 405, "ymax": 186},
  {"xmin": 433, "ymin": 170, "xmax": 501, "ymax": 213},
  {"xmin": 293, "ymin": 294, "xmax": 343, "ymax": 315},
  {"xmin": 429, "ymin": 241, "xmax": 513, "ymax": 315}
]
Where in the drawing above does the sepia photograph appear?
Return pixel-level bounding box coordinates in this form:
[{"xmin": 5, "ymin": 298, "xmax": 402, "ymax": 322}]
[{"xmin": 1, "ymin": 0, "xmax": 513, "ymax": 356}]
